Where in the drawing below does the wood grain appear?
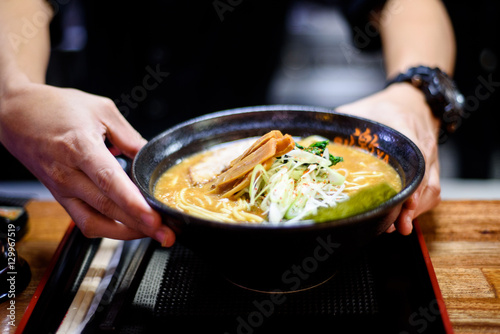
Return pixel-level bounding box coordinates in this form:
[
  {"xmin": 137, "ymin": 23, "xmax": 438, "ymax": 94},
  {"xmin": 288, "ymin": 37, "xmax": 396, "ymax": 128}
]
[
  {"xmin": 427, "ymin": 242, "xmax": 500, "ymax": 267},
  {"xmin": 419, "ymin": 200, "xmax": 500, "ymax": 333},
  {"xmin": 434, "ymin": 268, "xmax": 495, "ymax": 299},
  {"xmin": 1, "ymin": 200, "xmax": 499, "ymax": 333},
  {"xmin": 419, "ymin": 201, "xmax": 500, "ymax": 242}
]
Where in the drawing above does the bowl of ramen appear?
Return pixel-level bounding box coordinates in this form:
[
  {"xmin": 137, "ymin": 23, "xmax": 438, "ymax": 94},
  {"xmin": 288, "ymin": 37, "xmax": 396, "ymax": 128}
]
[{"xmin": 132, "ymin": 105, "xmax": 424, "ymax": 292}]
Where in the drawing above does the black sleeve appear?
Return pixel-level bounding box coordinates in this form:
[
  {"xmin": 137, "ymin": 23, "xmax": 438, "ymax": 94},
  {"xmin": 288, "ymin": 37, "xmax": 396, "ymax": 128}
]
[
  {"xmin": 46, "ymin": 0, "xmax": 72, "ymax": 49},
  {"xmin": 336, "ymin": 0, "xmax": 387, "ymax": 51}
]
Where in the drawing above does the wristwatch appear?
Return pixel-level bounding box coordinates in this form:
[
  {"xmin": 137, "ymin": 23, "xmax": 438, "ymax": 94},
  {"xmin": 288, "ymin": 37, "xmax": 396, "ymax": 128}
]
[{"xmin": 386, "ymin": 66, "xmax": 465, "ymax": 135}]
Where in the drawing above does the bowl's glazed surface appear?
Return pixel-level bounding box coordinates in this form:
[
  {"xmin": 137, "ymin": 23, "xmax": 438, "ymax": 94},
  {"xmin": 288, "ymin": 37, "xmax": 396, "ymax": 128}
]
[{"xmin": 132, "ymin": 105, "xmax": 424, "ymax": 292}]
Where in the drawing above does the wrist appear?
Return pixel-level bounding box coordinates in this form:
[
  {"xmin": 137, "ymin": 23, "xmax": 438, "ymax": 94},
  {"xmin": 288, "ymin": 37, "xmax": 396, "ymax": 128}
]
[
  {"xmin": 0, "ymin": 70, "xmax": 31, "ymax": 94},
  {"xmin": 0, "ymin": 70, "xmax": 35, "ymax": 113},
  {"xmin": 0, "ymin": 71, "xmax": 34, "ymax": 127},
  {"xmin": 384, "ymin": 82, "xmax": 430, "ymax": 112},
  {"xmin": 386, "ymin": 66, "xmax": 464, "ymax": 136},
  {"xmin": 382, "ymin": 82, "xmax": 441, "ymax": 129}
]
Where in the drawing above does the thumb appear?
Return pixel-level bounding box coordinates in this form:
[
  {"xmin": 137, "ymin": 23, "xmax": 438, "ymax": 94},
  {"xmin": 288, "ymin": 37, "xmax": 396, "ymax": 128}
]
[{"xmin": 103, "ymin": 106, "xmax": 148, "ymax": 158}]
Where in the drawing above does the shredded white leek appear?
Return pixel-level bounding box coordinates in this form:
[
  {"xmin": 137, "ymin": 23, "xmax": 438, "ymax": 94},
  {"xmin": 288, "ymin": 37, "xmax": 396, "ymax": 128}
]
[{"xmin": 247, "ymin": 148, "xmax": 349, "ymax": 224}]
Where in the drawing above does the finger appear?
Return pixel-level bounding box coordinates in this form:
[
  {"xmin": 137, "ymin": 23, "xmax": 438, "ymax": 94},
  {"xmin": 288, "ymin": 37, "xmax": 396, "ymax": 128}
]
[
  {"xmin": 392, "ymin": 185, "xmax": 421, "ymax": 235},
  {"xmin": 412, "ymin": 133, "xmax": 440, "ymax": 217},
  {"xmin": 60, "ymin": 197, "xmax": 147, "ymax": 240},
  {"xmin": 160, "ymin": 229, "xmax": 176, "ymax": 248},
  {"xmin": 403, "ymin": 190, "xmax": 420, "ymax": 211},
  {"xmin": 385, "ymin": 224, "xmax": 396, "ymax": 233},
  {"xmin": 395, "ymin": 208, "xmax": 414, "ymax": 236},
  {"xmin": 101, "ymin": 102, "xmax": 147, "ymax": 158},
  {"xmin": 415, "ymin": 160, "xmax": 441, "ymax": 217},
  {"xmin": 394, "ymin": 154, "xmax": 440, "ymax": 236},
  {"xmin": 78, "ymin": 143, "xmax": 164, "ymax": 237},
  {"xmin": 58, "ymin": 193, "xmax": 175, "ymax": 245},
  {"xmin": 59, "ymin": 169, "xmax": 160, "ymax": 236}
]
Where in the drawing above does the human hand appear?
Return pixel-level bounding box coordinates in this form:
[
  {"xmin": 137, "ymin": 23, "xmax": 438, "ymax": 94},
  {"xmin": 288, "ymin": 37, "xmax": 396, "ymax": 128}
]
[
  {"xmin": 0, "ymin": 79, "xmax": 175, "ymax": 246},
  {"xmin": 336, "ymin": 83, "xmax": 441, "ymax": 235}
]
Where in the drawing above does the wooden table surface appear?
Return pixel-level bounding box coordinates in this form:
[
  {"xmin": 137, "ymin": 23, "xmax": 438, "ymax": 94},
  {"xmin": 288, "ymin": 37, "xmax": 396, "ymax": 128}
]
[{"xmin": 2, "ymin": 200, "xmax": 500, "ymax": 333}]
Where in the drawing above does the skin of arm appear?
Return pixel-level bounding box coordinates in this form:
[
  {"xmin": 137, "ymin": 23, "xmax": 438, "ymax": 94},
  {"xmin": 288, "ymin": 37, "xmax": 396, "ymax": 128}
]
[
  {"xmin": 337, "ymin": 0, "xmax": 455, "ymax": 235},
  {"xmin": 0, "ymin": 0, "xmax": 175, "ymax": 245},
  {"xmin": 0, "ymin": 0, "xmax": 51, "ymax": 84}
]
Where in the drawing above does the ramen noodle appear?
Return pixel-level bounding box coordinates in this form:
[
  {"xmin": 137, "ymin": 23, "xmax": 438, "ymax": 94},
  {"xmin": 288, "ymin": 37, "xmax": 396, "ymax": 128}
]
[{"xmin": 154, "ymin": 132, "xmax": 402, "ymax": 224}]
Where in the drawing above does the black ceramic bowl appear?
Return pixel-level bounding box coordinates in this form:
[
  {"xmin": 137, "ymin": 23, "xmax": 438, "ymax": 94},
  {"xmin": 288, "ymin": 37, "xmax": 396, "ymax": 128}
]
[{"xmin": 132, "ymin": 105, "xmax": 424, "ymax": 292}]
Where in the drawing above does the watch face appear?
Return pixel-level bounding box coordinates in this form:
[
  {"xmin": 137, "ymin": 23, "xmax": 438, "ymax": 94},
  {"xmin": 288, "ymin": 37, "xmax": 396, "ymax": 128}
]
[
  {"xmin": 436, "ymin": 71, "xmax": 464, "ymax": 110},
  {"xmin": 432, "ymin": 70, "xmax": 464, "ymax": 133}
]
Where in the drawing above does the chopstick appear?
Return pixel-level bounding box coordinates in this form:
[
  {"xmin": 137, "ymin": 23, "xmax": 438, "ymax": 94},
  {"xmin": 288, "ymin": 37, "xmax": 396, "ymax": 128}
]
[
  {"xmin": 56, "ymin": 238, "xmax": 121, "ymax": 334},
  {"xmin": 98, "ymin": 237, "xmax": 154, "ymax": 331}
]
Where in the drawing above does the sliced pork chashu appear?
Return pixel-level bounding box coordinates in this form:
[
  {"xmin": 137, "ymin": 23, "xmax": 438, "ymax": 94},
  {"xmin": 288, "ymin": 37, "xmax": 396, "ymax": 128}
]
[
  {"xmin": 210, "ymin": 131, "xmax": 295, "ymax": 198},
  {"xmin": 188, "ymin": 140, "xmax": 251, "ymax": 185}
]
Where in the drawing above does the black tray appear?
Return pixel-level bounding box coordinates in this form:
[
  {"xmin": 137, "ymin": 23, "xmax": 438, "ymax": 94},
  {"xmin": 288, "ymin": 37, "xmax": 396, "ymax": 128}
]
[{"xmin": 18, "ymin": 220, "xmax": 452, "ymax": 334}]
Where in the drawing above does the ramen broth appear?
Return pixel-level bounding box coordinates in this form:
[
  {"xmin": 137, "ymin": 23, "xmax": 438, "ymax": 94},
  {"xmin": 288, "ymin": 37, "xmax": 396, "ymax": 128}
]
[{"xmin": 154, "ymin": 137, "xmax": 402, "ymax": 223}]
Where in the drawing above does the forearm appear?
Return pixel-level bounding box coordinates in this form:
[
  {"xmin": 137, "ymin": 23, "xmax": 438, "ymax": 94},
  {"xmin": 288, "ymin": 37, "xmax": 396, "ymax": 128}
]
[
  {"xmin": 377, "ymin": 0, "xmax": 455, "ymax": 78},
  {"xmin": 0, "ymin": 0, "xmax": 53, "ymax": 93}
]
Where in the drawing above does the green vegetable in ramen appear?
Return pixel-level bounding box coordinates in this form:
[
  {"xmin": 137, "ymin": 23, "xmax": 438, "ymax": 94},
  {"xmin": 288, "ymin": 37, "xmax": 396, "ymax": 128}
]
[{"xmin": 154, "ymin": 131, "xmax": 401, "ymax": 224}]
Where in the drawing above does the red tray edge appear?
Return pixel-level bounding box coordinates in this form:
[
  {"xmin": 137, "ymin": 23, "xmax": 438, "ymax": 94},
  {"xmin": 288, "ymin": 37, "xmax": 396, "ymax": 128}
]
[
  {"xmin": 16, "ymin": 219, "xmax": 455, "ymax": 333},
  {"xmin": 413, "ymin": 219, "xmax": 454, "ymax": 334},
  {"xmin": 16, "ymin": 221, "xmax": 77, "ymax": 334}
]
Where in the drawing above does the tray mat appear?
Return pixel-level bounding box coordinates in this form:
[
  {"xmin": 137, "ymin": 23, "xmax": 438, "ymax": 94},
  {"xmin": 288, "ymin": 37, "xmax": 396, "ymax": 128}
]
[
  {"xmin": 152, "ymin": 243, "xmax": 378, "ymax": 318},
  {"xmin": 23, "ymin": 226, "xmax": 448, "ymax": 334}
]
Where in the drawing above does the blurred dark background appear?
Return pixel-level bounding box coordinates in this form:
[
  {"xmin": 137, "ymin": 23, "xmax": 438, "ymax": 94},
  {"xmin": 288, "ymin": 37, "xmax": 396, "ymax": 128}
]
[{"xmin": 1, "ymin": 0, "xmax": 499, "ymax": 198}]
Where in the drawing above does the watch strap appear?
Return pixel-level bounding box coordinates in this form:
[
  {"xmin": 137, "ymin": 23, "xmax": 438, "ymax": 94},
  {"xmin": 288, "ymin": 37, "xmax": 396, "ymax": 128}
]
[{"xmin": 386, "ymin": 66, "xmax": 463, "ymax": 137}]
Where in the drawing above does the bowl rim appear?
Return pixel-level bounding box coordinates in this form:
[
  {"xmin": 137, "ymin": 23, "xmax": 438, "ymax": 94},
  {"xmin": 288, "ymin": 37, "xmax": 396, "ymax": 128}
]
[{"xmin": 132, "ymin": 104, "xmax": 425, "ymax": 232}]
